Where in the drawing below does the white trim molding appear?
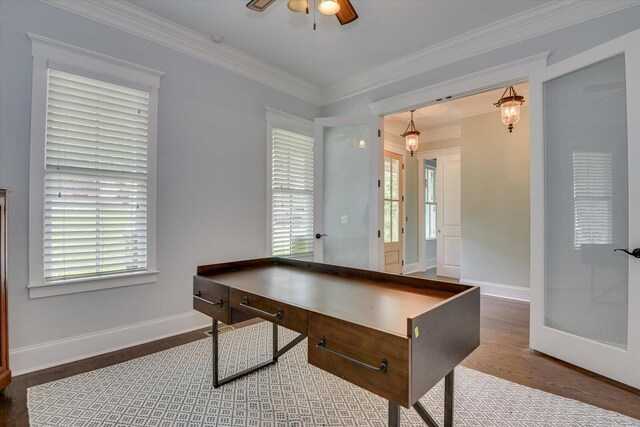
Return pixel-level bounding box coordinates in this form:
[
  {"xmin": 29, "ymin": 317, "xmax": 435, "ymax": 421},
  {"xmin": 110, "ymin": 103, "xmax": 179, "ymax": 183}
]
[
  {"xmin": 39, "ymin": 0, "xmax": 323, "ymax": 105},
  {"xmin": 402, "ymin": 263, "xmax": 422, "ymax": 275},
  {"xmin": 327, "ymin": 0, "xmax": 640, "ymax": 105},
  {"xmin": 422, "ymin": 125, "xmax": 461, "ymax": 143},
  {"xmin": 369, "ymin": 52, "xmax": 549, "ymax": 116},
  {"xmin": 10, "ymin": 311, "xmax": 210, "ymax": 375},
  {"xmin": 38, "ymin": 0, "xmax": 638, "ymax": 106},
  {"xmin": 424, "ymin": 258, "xmax": 437, "ymax": 270},
  {"xmin": 460, "ymin": 278, "xmax": 530, "ymax": 302}
]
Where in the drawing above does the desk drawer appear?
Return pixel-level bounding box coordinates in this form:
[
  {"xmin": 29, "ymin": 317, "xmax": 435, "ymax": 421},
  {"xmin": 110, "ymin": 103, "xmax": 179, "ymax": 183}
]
[
  {"xmin": 193, "ymin": 276, "xmax": 230, "ymax": 324},
  {"xmin": 307, "ymin": 312, "xmax": 410, "ymax": 407},
  {"xmin": 229, "ymin": 289, "xmax": 307, "ymax": 334}
]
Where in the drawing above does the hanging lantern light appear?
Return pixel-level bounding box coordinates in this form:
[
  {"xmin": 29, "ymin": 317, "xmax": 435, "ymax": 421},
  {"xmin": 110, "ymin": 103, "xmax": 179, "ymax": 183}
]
[
  {"xmin": 494, "ymin": 86, "xmax": 525, "ymax": 133},
  {"xmin": 402, "ymin": 109, "xmax": 420, "ymax": 157}
]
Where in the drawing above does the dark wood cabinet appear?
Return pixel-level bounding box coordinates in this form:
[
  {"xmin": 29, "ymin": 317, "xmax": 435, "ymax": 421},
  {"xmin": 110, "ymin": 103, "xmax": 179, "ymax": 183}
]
[{"xmin": 0, "ymin": 189, "xmax": 11, "ymax": 390}]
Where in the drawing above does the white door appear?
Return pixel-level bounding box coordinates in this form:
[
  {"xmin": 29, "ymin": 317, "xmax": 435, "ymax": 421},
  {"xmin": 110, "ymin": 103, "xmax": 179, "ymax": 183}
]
[
  {"xmin": 436, "ymin": 152, "xmax": 461, "ymax": 279},
  {"xmin": 530, "ymin": 29, "xmax": 640, "ymax": 388},
  {"xmin": 313, "ymin": 116, "xmax": 383, "ymax": 270}
]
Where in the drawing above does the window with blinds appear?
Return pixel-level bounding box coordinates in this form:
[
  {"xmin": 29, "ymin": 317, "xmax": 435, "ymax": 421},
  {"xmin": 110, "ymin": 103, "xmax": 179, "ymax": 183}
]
[
  {"xmin": 44, "ymin": 69, "xmax": 149, "ymax": 281},
  {"xmin": 271, "ymin": 128, "xmax": 314, "ymax": 257},
  {"xmin": 573, "ymin": 151, "xmax": 613, "ymax": 249}
]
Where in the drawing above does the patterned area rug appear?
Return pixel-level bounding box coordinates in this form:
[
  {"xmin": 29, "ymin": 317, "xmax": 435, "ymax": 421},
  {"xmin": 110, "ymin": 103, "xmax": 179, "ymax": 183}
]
[{"xmin": 28, "ymin": 322, "xmax": 639, "ymax": 426}]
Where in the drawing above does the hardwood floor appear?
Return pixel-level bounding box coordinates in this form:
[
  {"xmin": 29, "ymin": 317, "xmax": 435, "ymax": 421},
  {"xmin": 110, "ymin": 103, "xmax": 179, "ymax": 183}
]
[{"xmin": 1, "ymin": 298, "xmax": 638, "ymax": 426}]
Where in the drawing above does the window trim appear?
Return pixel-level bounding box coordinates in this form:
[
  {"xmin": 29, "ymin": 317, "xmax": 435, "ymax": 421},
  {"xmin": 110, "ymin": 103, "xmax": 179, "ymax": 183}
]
[
  {"xmin": 265, "ymin": 108, "xmax": 314, "ymax": 258},
  {"xmin": 424, "ymin": 163, "xmax": 437, "ymax": 241},
  {"xmin": 27, "ymin": 34, "xmax": 163, "ymax": 298}
]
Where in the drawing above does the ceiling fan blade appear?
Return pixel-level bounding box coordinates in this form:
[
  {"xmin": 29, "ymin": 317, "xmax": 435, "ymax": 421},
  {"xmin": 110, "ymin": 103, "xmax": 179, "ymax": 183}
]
[
  {"xmin": 336, "ymin": 0, "xmax": 358, "ymax": 25},
  {"xmin": 246, "ymin": 0, "xmax": 276, "ymax": 12}
]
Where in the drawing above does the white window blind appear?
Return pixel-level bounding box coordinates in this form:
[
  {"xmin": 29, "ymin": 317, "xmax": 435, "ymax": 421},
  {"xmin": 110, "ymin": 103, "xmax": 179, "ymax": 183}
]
[
  {"xmin": 44, "ymin": 68, "xmax": 150, "ymax": 281},
  {"xmin": 271, "ymin": 128, "xmax": 314, "ymax": 257},
  {"xmin": 573, "ymin": 151, "xmax": 613, "ymax": 249}
]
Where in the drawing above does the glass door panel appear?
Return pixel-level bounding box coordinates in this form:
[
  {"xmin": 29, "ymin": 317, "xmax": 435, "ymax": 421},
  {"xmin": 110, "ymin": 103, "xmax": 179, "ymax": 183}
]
[
  {"xmin": 323, "ymin": 124, "xmax": 370, "ymax": 268},
  {"xmin": 544, "ymin": 54, "xmax": 628, "ymax": 349},
  {"xmin": 313, "ymin": 116, "xmax": 381, "ymax": 270},
  {"xmin": 530, "ymin": 28, "xmax": 640, "ymax": 389}
]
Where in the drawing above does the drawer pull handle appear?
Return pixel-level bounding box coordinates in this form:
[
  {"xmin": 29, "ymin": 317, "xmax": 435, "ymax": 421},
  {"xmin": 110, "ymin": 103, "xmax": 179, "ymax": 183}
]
[
  {"xmin": 193, "ymin": 291, "xmax": 224, "ymax": 307},
  {"xmin": 240, "ymin": 296, "xmax": 283, "ymax": 319},
  {"xmin": 316, "ymin": 336, "xmax": 388, "ymax": 373}
]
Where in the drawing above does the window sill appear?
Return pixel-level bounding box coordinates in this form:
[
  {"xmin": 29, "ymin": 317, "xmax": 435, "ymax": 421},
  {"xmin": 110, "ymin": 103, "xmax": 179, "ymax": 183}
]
[
  {"xmin": 425, "ymin": 238, "xmax": 437, "ymax": 242},
  {"xmin": 28, "ymin": 270, "xmax": 159, "ymax": 299}
]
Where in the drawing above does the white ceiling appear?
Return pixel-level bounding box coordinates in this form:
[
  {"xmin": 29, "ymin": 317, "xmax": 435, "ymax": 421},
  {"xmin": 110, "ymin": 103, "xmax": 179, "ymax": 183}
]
[
  {"xmin": 128, "ymin": 0, "xmax": 549, "ymax": 87},
  {"xmin": 385, "ymin": 83, "xmax": 529, "ymax": 141}
]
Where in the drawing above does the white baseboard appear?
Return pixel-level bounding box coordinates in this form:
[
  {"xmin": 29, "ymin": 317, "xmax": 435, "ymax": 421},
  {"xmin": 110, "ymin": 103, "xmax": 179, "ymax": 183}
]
[
  {"xmin": 403, "ymin": 263, "xmax": 422, "ymax": 274},
  {"xmin": 10, "ymin": 310, "xmax": 211, "ymax": 376},
  {"xmin": 460, "ymin": 278, "xmax": 530, "ymax": 302},
  {"xmin": 424, "ymin": 259, "xmax": 437, "ymax": 270}
]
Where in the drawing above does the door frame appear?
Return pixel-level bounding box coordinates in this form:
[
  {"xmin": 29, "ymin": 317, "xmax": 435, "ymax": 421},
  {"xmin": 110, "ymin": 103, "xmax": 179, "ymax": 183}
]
[
  {"xmin": 383, "ymin": 142, "xmax": 406, "ymax": 273},
  {"xmin": 417, "ymin": 147, "xmax": 461, "ymax": 275},
  {"xmin": 313, "ymin": 115, "xmax": 384, "ymax": 270},
  {"xmin": 372, "ymin": 52, "xmax": 547, "ymax": 274},
  {"xmin": 529, "ymin": 28, "xmax": 640, "ymax": 388}
]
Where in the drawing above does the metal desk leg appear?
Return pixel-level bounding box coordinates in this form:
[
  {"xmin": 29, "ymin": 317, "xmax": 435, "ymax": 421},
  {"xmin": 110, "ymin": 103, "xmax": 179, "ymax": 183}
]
[
  {"xmin": 211, "ymin": 319, "xmax": 306, "ymax": 388},
  {"xmin": 444, "ymin": 370, "xmax": 454, "ymax": 427},
  {"xmin": 412, "ymin": 369, "xmax": 455, "ymax": 427},
  {"xmin": 389, "ymin": 401, "xmax": 400, "ymax": 427}
]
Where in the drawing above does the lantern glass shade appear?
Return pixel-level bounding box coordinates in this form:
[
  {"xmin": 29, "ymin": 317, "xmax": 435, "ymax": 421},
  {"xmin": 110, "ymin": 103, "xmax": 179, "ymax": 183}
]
[
  {"xmin": 500, "ymin": 100, "xmax": 522, "ymax": 129},
  {"xmin": 405, "ymin": 132, "xmax": 419, "ymax": 154},
  {"xmin": 318, "ymin": 0, "xmax": 340, "ymax": 15},
  {"xmin": 287, "ymin": 0, "xmax": 308, "ymax": 13}
]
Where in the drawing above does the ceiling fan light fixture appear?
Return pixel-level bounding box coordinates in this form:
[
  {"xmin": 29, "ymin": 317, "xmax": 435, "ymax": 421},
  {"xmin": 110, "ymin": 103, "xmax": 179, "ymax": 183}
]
[
  {"xmin": 318, "ymin": 0, "xmax": 340, "ymax": 16},
  {"xmin": 287, "ymin": 0, "xmax": 308, "ymax": 13},
  {"xmin": 494, "ymin": 86, "xmax": 525, "ymax": 133}
]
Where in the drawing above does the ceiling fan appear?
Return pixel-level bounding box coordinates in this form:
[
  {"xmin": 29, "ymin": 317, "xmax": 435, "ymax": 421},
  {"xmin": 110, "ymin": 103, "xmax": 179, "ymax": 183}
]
[{"xmin": 246, "ymin": 0, "xmax": 358, "ymax": 26}]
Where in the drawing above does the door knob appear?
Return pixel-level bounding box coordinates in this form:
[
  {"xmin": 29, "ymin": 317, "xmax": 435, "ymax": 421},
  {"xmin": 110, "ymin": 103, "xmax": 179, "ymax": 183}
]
[
  {"xmin": 614, "ymin": 248, "xmax": 640, "ymax": 259},
  {"xmin": 315, "ymin": 233, "xmax": 328, "ymax": 239}
]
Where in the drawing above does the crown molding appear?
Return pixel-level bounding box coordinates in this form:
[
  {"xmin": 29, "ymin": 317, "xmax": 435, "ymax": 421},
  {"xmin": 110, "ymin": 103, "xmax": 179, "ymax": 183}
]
[
  {"xmin": 39, "ymin": 0, "xmax": 323, "ymax": 105},
  {"xmin": 422, "ymin": 125, "xmax": 461, "ymax": 143},
  {"xmin": 39, "ymin": 0, "xmax": 639, "ymax": 107},
  {"xmin": 322, "ymin": 0, "xmax": 640, "ymax": 106}
]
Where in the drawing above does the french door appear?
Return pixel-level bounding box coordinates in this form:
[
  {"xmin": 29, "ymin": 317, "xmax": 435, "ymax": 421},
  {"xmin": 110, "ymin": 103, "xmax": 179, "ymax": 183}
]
[
  {"xmin": 383, "ymin": 150, "xmax": 404, "ymax": 274},
  {"xmin": 530, "ymin": 29, "xmax": 640, "ymax": 388},
  {"xmin": 313, "ymin": 116, "xmax": 383, "ymax": 270}
]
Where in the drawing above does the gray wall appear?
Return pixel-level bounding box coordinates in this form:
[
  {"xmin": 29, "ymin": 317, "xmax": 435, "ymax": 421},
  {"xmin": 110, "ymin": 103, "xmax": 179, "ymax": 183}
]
[
  {"xmin": 460, "ymin": 108, "xmax": 530, "ymax": 288},
  {"xmin": 0, "ymin": 0, "xmax": 320, "ymax": 350}
]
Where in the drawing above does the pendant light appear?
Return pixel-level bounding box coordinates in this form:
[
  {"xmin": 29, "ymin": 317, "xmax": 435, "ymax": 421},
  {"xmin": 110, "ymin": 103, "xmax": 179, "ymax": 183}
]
[
  {"xmin": 494, "ymin": 86, "xmax": 525, "ymax": 133},
  {"xmin": 287, "ymin": 0, "xmax": 308, "ymax": 13},
  {"xmin": 318, "ymin": 0, "xmax": 340, "ymax": 15},
  {"xmin": 402, "ymin": 110, "xmax": 420, "ymax": 157}
]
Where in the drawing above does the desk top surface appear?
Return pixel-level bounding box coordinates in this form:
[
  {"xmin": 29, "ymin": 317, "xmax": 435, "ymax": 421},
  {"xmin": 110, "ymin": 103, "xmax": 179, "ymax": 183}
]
[{"xmin": 201, "ymin": 264, "xmax": 455, "ymax": 337}]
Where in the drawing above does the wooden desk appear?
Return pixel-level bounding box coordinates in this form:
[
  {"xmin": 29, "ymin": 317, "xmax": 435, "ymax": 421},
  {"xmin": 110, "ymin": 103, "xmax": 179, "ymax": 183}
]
[{"xmin": 194, "ymin": 258, "xmax": 480, "ymax": 427}]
